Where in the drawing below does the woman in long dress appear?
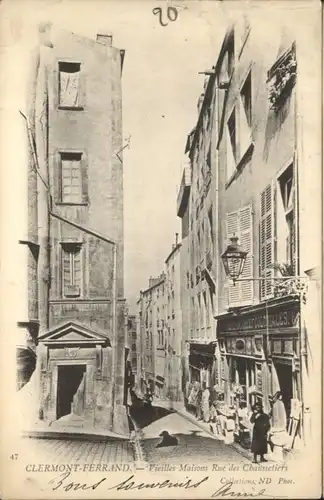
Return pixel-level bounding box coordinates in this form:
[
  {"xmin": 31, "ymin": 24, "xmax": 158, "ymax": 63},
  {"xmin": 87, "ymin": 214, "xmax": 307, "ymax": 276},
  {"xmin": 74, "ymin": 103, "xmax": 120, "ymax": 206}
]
[
  {"xmin": 250, "ymin": 402, "xmax": 271, "ymax": 463},
  {"xmin": 271, "ymin": 391, "xmax": 287, "ymax": 431},
  {"xmin": 202, "ymin": 385, "xmax": 210, "ymax": 422}
]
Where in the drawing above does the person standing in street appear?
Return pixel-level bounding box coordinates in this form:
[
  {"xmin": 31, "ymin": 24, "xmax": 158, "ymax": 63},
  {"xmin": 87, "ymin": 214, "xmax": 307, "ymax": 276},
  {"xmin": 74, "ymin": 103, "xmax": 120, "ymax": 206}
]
[
  {"xmin": 202, "ymin": 384, "xmax": 210, "ymax": 422},
  {"xmin": 250, "ymin": 402, "xmax": 271, "ymax": 463},
  {"xmin": 270, "ymin": 391, "xmax": 287, "ymax": 431}
]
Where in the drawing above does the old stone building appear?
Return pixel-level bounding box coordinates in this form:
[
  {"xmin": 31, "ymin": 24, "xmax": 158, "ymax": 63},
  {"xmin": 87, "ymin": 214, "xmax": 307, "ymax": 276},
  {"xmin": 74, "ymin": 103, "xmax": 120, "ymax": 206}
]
[
  {"xmin": 164, "ymin": 238, "xmax": 182, "ymax": 403},
  {"xmin": 175, "ymin": 15, "xmax": 321, "ymax": 450},
  {"xmin": 136, "ymin": 273, "xmax": 167, "ymax": 397},
  {"xmin": 178, "ymin": 72, "xmax": 219, "ymax": 392},
  {"xmin": 17, "ymin": 24, "xmax": 129, "ymax": 435}
]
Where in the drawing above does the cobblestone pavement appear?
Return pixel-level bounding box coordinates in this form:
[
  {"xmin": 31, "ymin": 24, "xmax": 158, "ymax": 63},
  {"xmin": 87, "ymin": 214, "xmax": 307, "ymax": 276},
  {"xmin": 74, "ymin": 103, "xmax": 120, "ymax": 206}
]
[
  {"xmin": 20, "ymin": 437, "xmax": 135, "ymax": 465},
  {"xmin": 139, "ymin": 411, "xmax": 250, "ymax": 465}
]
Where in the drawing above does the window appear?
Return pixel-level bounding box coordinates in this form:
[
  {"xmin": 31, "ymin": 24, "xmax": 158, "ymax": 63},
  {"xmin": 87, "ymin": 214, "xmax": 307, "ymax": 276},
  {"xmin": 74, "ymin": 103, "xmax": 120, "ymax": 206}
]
[
  {"xmin": 61, "ymin": 242, "xmax": 82, "ymax": 297},
  {"xmin": 279, "ymin": 164, "xmax": 294, "ymax": 214},
  {"xmin": 268, "ymin": 44, "xmax": 296, "ymax": 111},
  {"xmin": 278, "ymin": 164, "xmax": 295, "ymax": 270},
  {"xmin": 226, "ymin": 110, "xmax": 237, "ymax": 181},
  {"xmin": 59, "ymin": 61, "xmax": 81, "ymax": 109},
  {"xmin": 227, "ymin": 34, "xmax": 235, "ymax": 78},
  {"xmin": 60, "ymin": 152, "xmax": 83, "ymax": 203},
  {"xmin": 240, "ymin": 71, "xmax": 252, "ymax": 127}
]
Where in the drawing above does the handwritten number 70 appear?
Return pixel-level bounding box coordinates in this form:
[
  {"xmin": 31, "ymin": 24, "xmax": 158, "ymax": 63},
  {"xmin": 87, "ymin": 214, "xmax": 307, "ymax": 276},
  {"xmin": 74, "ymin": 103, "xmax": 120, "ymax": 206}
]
[{"xmin": 153, "ymin": 7, "xmax": 178, "ymax": 27}]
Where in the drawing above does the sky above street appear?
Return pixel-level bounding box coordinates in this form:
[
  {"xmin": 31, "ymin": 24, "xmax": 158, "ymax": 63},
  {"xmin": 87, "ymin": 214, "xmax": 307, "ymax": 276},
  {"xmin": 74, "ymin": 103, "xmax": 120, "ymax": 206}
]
[
  {"xmin": 2, "ymin": 0, "xmax": 229, "ymax": 311},
  {"xmin": 2, "ymin": 0, "xmax": 316, "ymax": 312}
]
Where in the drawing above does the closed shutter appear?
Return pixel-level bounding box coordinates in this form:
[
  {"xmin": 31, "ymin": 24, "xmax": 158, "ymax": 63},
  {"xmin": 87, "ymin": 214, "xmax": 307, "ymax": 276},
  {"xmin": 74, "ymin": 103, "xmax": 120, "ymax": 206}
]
[
  {"xmin": 73, "ymin": 250, "xmax": 81, "ymax": 287},
  {"xmin": 239, "ymin": 204, "xmax": 253, "ymax": 305},
  {"xmin": 260, "ymin": 183, "xmax": 276, "ymax": 300},
  {"xmin": 63, "ymin": 249, "xmax": 71, "ymax": 288},
  {"xmin": 226, "ymin": 205, "xmax": 253, "ymax": 307},
  {"xmin": 62, "ymin": 246, "xmax": 82, "ymax": 296},
  {"xmin": 226, "ymin": 211, "xmax": 240, "ymax": 306}
]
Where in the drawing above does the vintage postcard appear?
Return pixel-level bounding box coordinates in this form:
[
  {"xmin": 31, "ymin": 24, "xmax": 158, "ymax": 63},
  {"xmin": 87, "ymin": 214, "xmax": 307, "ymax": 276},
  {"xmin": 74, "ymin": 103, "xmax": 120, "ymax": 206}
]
[{"xmin": 0, "ymin": 0, "xmax": 322, "ymax": 498}]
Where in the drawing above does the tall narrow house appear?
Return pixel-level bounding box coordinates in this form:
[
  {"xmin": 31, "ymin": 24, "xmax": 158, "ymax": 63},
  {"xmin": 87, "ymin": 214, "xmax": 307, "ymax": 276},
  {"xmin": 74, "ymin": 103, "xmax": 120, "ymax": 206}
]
[{"xmin": 17, "ymin": 24, "xmax": 129, "ymax": 435}]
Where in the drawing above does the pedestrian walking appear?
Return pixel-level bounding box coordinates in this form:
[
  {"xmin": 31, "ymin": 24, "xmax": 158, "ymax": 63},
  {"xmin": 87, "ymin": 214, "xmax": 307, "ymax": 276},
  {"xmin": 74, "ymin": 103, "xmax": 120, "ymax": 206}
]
[{"xmin": 250, "ymin": 402, "xmax": 271, "ymax": 463}]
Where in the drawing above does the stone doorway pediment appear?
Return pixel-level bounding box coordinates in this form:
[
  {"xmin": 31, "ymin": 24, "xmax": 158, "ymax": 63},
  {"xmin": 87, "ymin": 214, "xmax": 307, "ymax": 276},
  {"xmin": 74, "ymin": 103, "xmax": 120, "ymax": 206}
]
[{"xmin": 38, "ymin": 321, "xmax": 111, "ymax": 347}]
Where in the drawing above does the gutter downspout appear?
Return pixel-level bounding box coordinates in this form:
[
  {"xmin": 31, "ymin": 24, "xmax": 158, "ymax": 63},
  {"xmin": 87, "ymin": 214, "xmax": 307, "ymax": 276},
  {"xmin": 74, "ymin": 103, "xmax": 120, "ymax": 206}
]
[{"xmin": 110, "ymin": 244, "xmax": 117, "ymax": 429}]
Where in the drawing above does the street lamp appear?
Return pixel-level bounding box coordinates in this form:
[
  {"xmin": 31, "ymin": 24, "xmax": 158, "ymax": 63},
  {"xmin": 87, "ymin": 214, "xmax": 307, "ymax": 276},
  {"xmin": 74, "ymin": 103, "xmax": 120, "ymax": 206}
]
[{"xmin": 221, "ymin": 236, "xmax": 248, "ymax": 284}]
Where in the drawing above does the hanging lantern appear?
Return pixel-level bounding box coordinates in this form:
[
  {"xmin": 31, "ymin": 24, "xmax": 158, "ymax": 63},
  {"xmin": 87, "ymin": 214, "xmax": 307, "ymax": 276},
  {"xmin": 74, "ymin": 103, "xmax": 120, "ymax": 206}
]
[{"xmin": 221, "ymin": 236, "xmax": 248, "ymax": 283}]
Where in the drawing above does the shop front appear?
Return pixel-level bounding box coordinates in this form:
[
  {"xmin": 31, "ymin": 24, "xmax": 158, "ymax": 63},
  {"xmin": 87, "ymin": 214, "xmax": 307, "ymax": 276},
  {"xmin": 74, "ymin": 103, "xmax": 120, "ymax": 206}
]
[
  {"xmin": 188, "ymin": 340, "xmax": 217, "ymax": 387},
  {"xmin": 216, "ymin": 297, "xmax": 301, "ymax": 446}
]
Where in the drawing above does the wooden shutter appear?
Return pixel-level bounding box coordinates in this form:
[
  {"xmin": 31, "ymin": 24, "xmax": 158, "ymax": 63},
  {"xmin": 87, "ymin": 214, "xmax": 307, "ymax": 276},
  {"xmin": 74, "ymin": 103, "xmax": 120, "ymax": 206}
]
[
  {"xmin": 226, "ymin": 211, "xmax": 240, "ymax": 306},
  {"xmin": 239, "ymin": 204, "xmax": 253, "ymax": 305},
  {"xmin": 226, "ymin": 205, "xmax": 253, "ymax": 307},
  {"xmin": 63, "ymin": 249, "xmax": 71, "ymax": 288},
  {"xmin": 73, "ymin": 250, "xmax": 81, "ymax": 287},
  {"xmin": 260, "ymin": 183, "xmax": 276, "ymax": 300}
]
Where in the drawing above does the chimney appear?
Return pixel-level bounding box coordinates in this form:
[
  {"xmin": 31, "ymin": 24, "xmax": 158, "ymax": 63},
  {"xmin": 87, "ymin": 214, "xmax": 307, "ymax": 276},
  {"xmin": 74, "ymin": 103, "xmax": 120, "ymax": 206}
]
[
  {"xmin": 96, "ymin": 33, "xmax": 113, "ymax": 46},
  {"xmin": 175, "ymin": 233, "xmax": 179, "ymax": 246}
]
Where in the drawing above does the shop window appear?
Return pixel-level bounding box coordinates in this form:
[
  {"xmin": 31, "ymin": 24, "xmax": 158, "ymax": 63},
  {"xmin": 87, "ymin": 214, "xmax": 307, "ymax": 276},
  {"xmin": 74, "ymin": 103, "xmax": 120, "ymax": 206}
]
[
  {"xmin": 58, "ymin": 61, "xmax": 82, "ymax": 109},
  {"xmin": 61, "ymin": 242, "xmax": 82, "ymax": 298}
]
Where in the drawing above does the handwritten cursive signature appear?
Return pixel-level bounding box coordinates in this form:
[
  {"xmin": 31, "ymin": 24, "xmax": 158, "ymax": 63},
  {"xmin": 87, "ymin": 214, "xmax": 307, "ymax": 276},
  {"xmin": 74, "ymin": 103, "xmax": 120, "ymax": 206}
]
[
  {"xmin": 211, "ymin": 481, "xmax": 285, "ymax": 498},
  {"xmin": 108, "ymin": 474, "xmax": 209, "ymax": 491}
]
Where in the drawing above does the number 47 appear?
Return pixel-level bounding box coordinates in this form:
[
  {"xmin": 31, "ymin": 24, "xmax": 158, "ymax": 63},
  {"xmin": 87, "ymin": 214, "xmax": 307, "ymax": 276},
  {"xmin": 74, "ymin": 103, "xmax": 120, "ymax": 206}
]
[{"xmin": 10, "ymin": 454, "xmax": 18, "ymax": 460}]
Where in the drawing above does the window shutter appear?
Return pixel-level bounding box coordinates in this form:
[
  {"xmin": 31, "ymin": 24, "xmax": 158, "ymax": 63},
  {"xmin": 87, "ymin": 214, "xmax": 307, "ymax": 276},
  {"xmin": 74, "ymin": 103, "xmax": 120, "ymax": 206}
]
[
  {"xmin": 239, "ymin": 204, "xmax": 253, "ymax": 305},
  {"xmin": 74, "ymin": 250, "xmax": 82, "ymax": 287},
  {"xmin": 63, "ymin": 250, "xmax": 71, "ymax": 288},
  {"xmin": 260, "ymin": 183, "xmax": 276, "ymax": 300},
  {"xmin": 226, "ymin": 211, "xmax": 240, "ymax": 306}
]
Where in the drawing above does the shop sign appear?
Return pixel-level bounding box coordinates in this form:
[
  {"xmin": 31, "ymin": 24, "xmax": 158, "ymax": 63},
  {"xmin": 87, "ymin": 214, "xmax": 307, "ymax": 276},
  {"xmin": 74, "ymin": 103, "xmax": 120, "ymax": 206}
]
[{"xmin": 220, "ymin": 307, "xmax": 299, "ymax": 333}]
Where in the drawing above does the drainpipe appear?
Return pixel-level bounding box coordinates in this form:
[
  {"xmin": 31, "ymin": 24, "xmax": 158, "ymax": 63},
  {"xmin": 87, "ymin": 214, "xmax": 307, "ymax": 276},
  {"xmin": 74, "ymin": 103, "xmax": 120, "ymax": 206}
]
[{"xmin": 110, "ymin": 243, "xmax": 117, "ymax": 428}]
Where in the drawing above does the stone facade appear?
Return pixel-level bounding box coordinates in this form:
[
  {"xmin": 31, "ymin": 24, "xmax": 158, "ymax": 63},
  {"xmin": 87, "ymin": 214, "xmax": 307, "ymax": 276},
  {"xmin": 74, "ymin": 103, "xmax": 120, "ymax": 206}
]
[
  {"xmin": 136, "ymin": 274, "xmax": 167, "ymax": 397},
  {"xmin": 18, "ymin": 24, "xmax": 129, "ymax": 435}
]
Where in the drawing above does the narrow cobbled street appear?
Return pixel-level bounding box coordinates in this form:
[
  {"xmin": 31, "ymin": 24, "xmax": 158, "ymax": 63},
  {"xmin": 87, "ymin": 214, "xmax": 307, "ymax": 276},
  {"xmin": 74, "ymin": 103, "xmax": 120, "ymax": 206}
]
[{"xmin": 130, "ymin": 400, "xmax": 250, "ymax": 466}]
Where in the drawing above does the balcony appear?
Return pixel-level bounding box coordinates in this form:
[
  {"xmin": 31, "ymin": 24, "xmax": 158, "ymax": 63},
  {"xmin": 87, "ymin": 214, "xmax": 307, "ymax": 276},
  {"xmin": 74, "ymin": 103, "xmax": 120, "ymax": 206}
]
[{"xmin": 177, "ymin": 165, "xmax": 191, "ymax": 217}]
